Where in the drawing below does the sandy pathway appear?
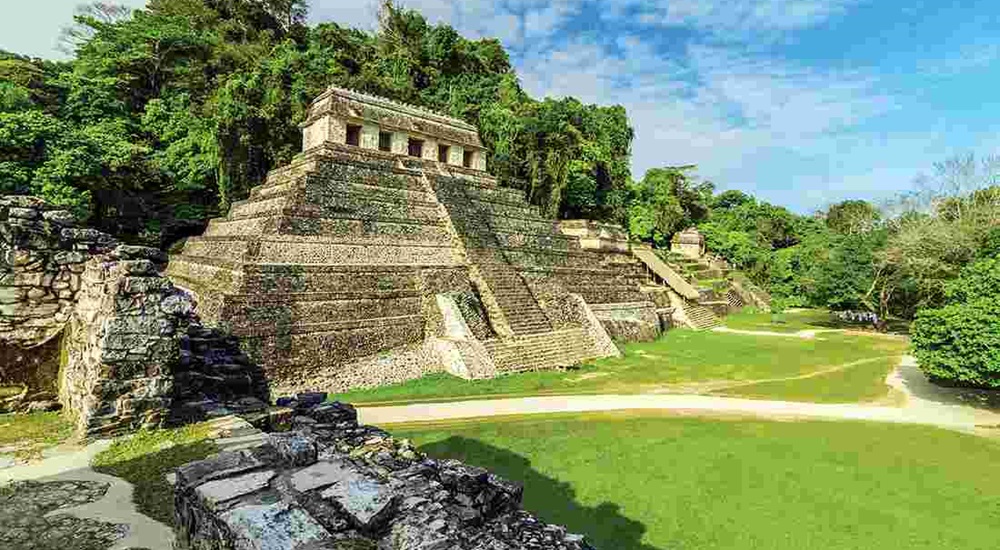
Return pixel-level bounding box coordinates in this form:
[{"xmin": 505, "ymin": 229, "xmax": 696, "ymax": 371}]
[
  {"xmin": 0, "ymin": 440, "xmax": 175, "ymax": 550},
  {"xmin": 359, "ymin": 355, "xmax": 1000, "ymax": 434}
]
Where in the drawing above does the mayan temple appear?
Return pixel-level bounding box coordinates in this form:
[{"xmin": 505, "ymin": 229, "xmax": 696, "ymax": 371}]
[{"xmin": 166, "ymin": 87, "xmax": 728, "ymax": 395}]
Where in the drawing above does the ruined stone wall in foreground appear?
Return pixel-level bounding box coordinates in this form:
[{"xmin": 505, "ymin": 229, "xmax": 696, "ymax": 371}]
[
  {"xmin": 174, "ymin": 399, "xmax": 595, "ymax": 550},
  {"xmin": 0, "ymin": 196, "xmax": 268, "ymax": 436}
]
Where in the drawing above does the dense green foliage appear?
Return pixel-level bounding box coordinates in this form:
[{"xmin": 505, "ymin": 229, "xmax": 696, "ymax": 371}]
[
  {"xmin": 0, "ymin": 0, "xmax": 632, "ymax": 244},
  {"xmin": 394, "ymin": 414, "xmax": 1000, "ymax": 550},
  {"xmin": 911, "ymin": 257, "xmax": 1000, "ymax": 388},
  {"xmin": 626, "ymin": 165, "xmax": 712, "ymax": 244},
  {"xmin": 623, "ymin": 154, "xmax": 1000, "ymax": 340}
]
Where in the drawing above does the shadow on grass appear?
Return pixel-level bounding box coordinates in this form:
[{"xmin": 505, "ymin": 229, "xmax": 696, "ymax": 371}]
[
  {"xmin": 896, "ymin": 360, "xmax": 1000, "ymax": 412},
  {"xmin": 418, "ymin": 436, "xmax": 660, "ymax": 550},
  {"xmin": 92, "ymin": 434, "xmax": 216, "ymax": 526}
]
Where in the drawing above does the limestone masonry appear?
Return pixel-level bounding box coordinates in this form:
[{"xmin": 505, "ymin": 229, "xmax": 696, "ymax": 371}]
[
  {"xmin": 0, "ymin": 86, "xmax": 764, "ymax": 429},
  {"xmin": 174, "ymin": 399, "xmax": 596, "ymax": 550},
  {"xmin": 167, "ymin": 86, "xmax": 678, "ymax": 395},
  {"xmin": 0, "ymin": 196, "xmax": 267, "ymax": 435}
]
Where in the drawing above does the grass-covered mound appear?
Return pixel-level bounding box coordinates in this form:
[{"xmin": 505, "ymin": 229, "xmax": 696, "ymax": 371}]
[{"xmin": 391, "ymin": 413, "xmax": 1000, "ymax": 550}]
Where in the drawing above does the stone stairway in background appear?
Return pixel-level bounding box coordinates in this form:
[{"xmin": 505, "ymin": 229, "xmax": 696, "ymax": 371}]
[
  {"xmin": 681, "ymin": 301, "xmax": 722, "ymax": 330},
  {"xmin": 428, "ymin": 167, "xmax": 630, "ymax": 372}
]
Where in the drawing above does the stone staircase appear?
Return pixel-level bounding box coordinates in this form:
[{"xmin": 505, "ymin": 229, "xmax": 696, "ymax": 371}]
[
  {"xmin": 482, "ymin": 328, "xmax": 601, "ymax": 373},
  {"xmin": 468, "ymin": 249, "xmax": 552, "ymax": 335},
  {"xmin": 682, "ymin": 300, "xmax": 722, "ymax": 330}
]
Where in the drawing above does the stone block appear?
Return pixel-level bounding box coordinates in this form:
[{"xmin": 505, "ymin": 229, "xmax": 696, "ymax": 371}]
[
  {"xmin": 176, "ymin": 449, "xmax": 267, "ymax": 489},
  {"xmin": 319, "ymin": 472, "xmax": 396, "ymax": 530},
  {"xmin": 112, "ymin": 244, "xmax": 168, "ymax": 263},
  {"xmin": 8, "ymin": 207, "xmax": 39, "ymax": 220},
  {"xmin": 42, "ymin": 210, "xmax": 76, "ymax": 225},
  {"xmin": 288, "ymin": 459, "xmax": 361, "ymax": 493},
  {"xmin": 53, "ymin": 251, "xmax": 86, "ymax": 265},
  {"xmin": 195, "ymin": 470, "xmax": 276, "ymax": 510},
  {"xmin": 219, "ymin": 502, "xmax": 334, "ymax": 550},
  {"xmin": 266, "ymin": 433, "xmax": 318, "ymax": 467},
  {"xmin": 122, "ymin": 276, "xmax": 173, "ymax": 294}
]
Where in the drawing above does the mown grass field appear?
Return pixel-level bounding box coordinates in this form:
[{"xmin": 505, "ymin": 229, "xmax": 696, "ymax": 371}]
[
  {"xmin": 331, "ymin": 310, "xmax": 909, "ymax": 405},
  {"xmin": 390, "ymin": 413, "xmax": 1000, "ymax": 550},
  {"xmin": 715, "ymin": 355, "xmax": 903, "ymax": 403}
]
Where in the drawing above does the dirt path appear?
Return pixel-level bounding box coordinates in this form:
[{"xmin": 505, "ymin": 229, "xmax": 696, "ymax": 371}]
[
  {"xmin": 647, "ymin": 355, "xmax": 897, "ymax": 395},
  {"xmin": 0, "ymin": 440, "xmax": 174, "ymax": 550},
  {"xmin": 710, "ymin": 326, "xmax": 821, "ymax": 338},
  {"xmin": 359, "ymin": 356, "xmax": 1000, "ymax": 435}
]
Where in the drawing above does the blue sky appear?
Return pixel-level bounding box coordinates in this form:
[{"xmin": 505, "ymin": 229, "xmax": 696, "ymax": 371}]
[{"xmin": 4, "ymin": 1, "xmax": 999, "ymax": 213}]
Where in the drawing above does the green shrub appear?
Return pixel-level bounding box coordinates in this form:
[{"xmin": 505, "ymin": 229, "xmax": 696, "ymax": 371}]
[{"xmin": 911, "ymin": 298, "xmax": 1000, "ymax": 388}]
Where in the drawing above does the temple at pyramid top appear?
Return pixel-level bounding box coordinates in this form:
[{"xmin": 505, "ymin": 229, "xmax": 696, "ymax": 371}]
[{"xmin": 300, "ymin": 86, "xmax": 488, "ymax": 170}]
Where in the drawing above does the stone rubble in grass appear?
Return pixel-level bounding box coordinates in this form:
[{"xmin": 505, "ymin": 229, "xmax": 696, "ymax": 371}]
[{"xmin": 173, "ymin": 399, "xmax": 596, "ymax": 550}]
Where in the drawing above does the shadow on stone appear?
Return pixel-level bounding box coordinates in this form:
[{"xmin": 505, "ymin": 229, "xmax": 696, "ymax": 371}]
[{"xmin": 418, "ymin": 436, "xmax": 660, "ymax": 550}]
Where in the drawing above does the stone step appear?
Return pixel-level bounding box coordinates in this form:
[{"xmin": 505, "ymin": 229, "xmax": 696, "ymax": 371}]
[
  {"xmin": 252, "ymin": 176, "xmax": 438, "ymax": 207},
  {"xmin": 456, "ymin": 183, "xmax": 532, "ymax": 209},
  {"xmin": 432, "ymin": 174, "xmax": 525, "ymax": 203},
  {"xmin": 229, "ymin": 314, "xmax": 424, "ymax": 338},
  {"xmin": 483, "ymin": 329, "xmax": 600, "ymax": 372},
  {"xmin": 224, "ymin": 203, "xmax": 447, "ymax": 229},
  {"xmin": 228, "ymin": 195, "xmax": 294, "ymax": 219}
]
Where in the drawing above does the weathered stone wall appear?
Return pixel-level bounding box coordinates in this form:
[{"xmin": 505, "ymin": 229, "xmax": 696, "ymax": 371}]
[
  {"xmin": 0, "ymin": 196, "xmax": 268, "ymax": 435},
  {"xmin": 174, "ymin": 400, "xmax": 596, "ymax": 550},
  {"xmin": 588, "ymin": 302, "xmax": 662, "ymax": 342},
  {"xmin": 0, "ymin": 196, "xmax": 115, "ymax": 348}
]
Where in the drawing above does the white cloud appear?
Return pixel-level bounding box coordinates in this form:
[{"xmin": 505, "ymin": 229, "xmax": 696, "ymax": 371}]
[
  {"xmin": 629, "ymin": 0, "xmax": 859, "ymax": 37},
  {"xmin": 341, "ymin": 0, "xmax": 902, "ymax": 210}
]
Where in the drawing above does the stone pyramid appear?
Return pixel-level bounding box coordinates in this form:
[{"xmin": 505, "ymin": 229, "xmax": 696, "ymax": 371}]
[{"xmin": 167, "ymin": 87, "xmax": 662, "ymax": 395}]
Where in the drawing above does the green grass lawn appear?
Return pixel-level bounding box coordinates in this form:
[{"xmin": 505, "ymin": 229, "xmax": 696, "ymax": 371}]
[
  {"xmin": 716, "ymin": 356, "xmax": 903, "ymax": 403},
  {"xmin": 724, "ymin": 308, "xmax": 911, "ymax": 334},
  {"xmin": 390, "ymin": 413, "xmax": 1000, "ymax": 550},
  {"xmin": 92, "ymin": 423, "xmax": 217, "ymax": 525},
  {"xmin": 0, "ymin": 412, "xmax": 75, "ymax": 460},
  {"xmin": 723, "ymin": 308, "xmax": 843, "ymax": 332},
  {"xmin": 332, "ymin": 318, "xmax": 908, "ymax": 405}
]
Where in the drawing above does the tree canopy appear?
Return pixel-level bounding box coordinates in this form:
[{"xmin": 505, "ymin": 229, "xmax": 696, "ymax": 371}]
[{"xmin": 0, "ymin": 0, "xmax": 633, "ymax": 245}]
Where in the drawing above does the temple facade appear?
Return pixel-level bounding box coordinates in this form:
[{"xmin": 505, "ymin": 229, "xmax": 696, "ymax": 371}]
[{"xmin": 300, "ymin": 87, "xmax": 487, "ymax": 170}]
